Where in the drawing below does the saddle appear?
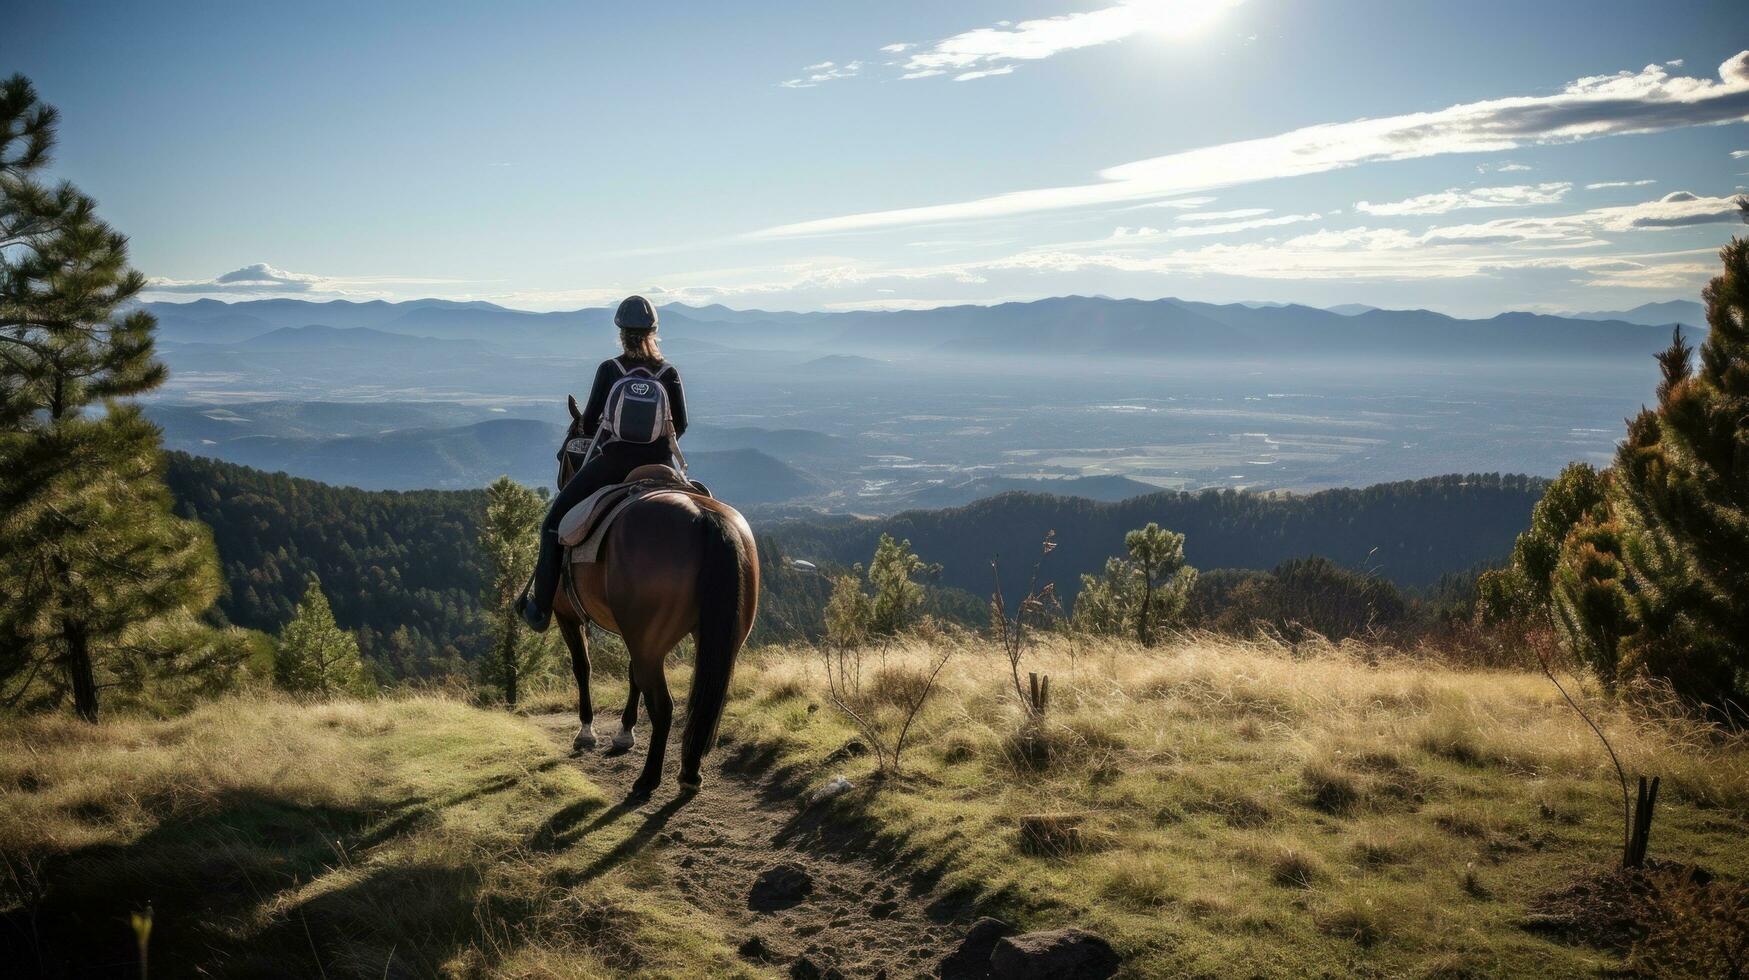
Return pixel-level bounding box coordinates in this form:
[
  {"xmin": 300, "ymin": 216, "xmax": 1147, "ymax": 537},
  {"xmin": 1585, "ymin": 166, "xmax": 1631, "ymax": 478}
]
[{"xmin": 556, "ymin": 464, "xmax": 711, "ymax": 564}]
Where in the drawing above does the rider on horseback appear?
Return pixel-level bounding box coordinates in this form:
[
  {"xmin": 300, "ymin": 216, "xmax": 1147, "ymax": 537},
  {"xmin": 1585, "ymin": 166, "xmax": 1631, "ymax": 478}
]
[{"xmin": 519, "ymin": 295, "xmax": 688, "ymax": 632}]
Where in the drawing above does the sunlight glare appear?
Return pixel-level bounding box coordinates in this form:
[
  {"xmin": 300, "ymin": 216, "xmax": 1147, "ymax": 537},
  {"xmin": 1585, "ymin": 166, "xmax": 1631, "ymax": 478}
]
[{"xmin": 1136, "ymin": 0, "xmax": 1244, "ymax": 41}]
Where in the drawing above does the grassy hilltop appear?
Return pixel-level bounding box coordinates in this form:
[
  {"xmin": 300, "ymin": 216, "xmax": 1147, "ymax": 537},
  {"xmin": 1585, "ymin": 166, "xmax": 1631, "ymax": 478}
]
[{"xmin": 5, "ymin": 635, "xmax": 1747, "ymax": 977}]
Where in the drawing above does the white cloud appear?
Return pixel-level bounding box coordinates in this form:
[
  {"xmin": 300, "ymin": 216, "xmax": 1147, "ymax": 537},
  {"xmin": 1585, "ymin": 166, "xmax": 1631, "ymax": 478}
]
[
  {"xmin": 1127, "ymin": 195, "xmax": 1219, "ymax": 210},
  {"xmin": 1588, "ymin": 190, "xmax": 1746, "ymax": 229},
  {"xmin": 1586, "ymin": 179, "xmax": 1657, "ymax": 190},
  {"xmin": 1355, "ymin": 182, "xmax": 1571, "ymax": 216},
  {"xmin": 955, "ymin": 65, "xmax": 1017, "ymax": 82},
  {"xmin": 897, "ymin": 0, "xmax": 1246, "ymax": 80},
  {"xmin": 1731, "ymin": 149, "xmax": 1749, "ymax": 158},
  {"xmin": 780, "ymin": 60, "xmax": 864, "ymax": 88},
  {"xmin": 1479, "ymin": 162, "xmax": 1533, "ymax": 173},
  {"xmin": 753, "ymin": 52, "xmax": 1749, "ymax": 238},
  {"xmin": 879, "ymin": 43, "xmax": 913, "ymax": 54},
  {"xmin": 145, "ymin": 263, "xmax": 467, "ymax": 299},
  {"xmin": 1177, "ymin": 207, "xmax": 1271, "ymax": 222}
]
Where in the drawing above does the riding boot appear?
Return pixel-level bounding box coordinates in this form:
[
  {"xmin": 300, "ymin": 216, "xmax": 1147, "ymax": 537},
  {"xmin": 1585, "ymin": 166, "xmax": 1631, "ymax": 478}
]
[{"xmin": 520, "ymin": 529, "xmax": 561, "ymax": 633}]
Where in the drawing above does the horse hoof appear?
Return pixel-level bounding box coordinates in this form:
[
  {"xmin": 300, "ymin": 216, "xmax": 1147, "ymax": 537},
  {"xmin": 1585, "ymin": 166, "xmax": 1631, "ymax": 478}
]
[
  {"xmin": 572, "ymin": 726, "xmax": 598, "ymax": 751},
  {"xmin": 678, "ymin": 773, "xmax": 701, "ymax": 793},
  {"xmin": 626, "ymin": 785, "xmax": 655, "ymax": 804},
  {"xmin": 612, "ymin": 728, "xmax": 636, "ymax": 750}
]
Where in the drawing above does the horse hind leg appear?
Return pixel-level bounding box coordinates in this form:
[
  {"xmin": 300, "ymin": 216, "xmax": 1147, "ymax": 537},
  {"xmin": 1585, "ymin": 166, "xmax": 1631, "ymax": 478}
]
[
  {"xmin": 558, "ymin": 617, "xmax": 596, "ymax": 751},
  {"xmin": 626, "ymin": 650, "xmax": 672, "ymax": 802}
]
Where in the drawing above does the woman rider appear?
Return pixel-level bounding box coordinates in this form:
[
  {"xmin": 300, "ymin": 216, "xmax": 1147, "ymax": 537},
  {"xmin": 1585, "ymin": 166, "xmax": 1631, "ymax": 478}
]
[{"xmin": 519, "ymin": 294, "xmax": 687, "ymax": 632}]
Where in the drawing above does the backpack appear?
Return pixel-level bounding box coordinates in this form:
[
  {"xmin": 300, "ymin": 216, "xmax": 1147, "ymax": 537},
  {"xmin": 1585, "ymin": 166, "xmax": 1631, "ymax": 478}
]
[
  {"xmin": 600, "ymin": 360, "xmax": 672, "ymax": 445},
  {"xmin": 583, "ymin": 358, "xmax": 687, "ymax": 471}
]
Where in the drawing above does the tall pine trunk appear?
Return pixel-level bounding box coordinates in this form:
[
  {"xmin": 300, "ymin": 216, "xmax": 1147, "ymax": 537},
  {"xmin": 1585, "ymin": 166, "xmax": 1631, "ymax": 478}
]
[
  {"xmin": 52, "ymin": 552, "xmax": 99, "ymax": 722},
  {"xmin": 62, "ymin": 613, "xmax": 98, "ymax": 723},
  {"xmin": 500, "ymin": 610, "xmax": 519, "ymax": 709},
  {"xmin": 1136, "ymin": 574, "xmax": 1155, "ymax": 647}
]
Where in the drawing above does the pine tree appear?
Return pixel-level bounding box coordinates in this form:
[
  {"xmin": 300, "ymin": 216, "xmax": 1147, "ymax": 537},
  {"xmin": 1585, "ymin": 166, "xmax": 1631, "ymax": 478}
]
[
  {"xmin": 867, "ymin": 534, "xmax": 932, "ymax": 636},
  {"xmin": 1071, "ymin": 525, "xmax": 1197, "ymax": 644},
  {"xmin": 824, "ymin": 570, "xmax": 873, "ymax": 648},
  {"xmin": 478, "ymin": 475, "xmax": 548, "ymax": 707},
  {"xmin": 1124, "ymin": 522, "xmax": 1196, "ymax": 646},
  {"xmin": 1505, "ymin": 199, "xmax": 1749, "ymax": 707},
  {"xmin": 1603, "ymin": 204, "xmax": 1749, "ymax": 706},
  {"xmin": 274, "ymin": 575, "xmax": 370, "ymax": 697},
  {"xmin": 0, "ymin": 75, "xmax": 243, "ymax": 720},
  {"xmin": 1072, "ymin": 557, "xmax": 1142, "ymax": 638}
]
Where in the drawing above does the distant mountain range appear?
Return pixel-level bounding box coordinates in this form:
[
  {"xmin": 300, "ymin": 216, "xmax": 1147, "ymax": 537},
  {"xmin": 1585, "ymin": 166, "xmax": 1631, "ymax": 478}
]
[
  {"xmin": 1565, "ymin": 299, "xmax": 1706, "ymax": 326},
  {"xmin": 140, "ymin": 294, "xmax": 1702, "ymax": 362}
]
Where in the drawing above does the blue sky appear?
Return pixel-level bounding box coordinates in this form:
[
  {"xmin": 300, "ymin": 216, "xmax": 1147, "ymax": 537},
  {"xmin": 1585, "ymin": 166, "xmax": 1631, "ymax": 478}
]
[{"xmin": 9, "ymin": 0, "xmax": 1749, "ymax": 315}]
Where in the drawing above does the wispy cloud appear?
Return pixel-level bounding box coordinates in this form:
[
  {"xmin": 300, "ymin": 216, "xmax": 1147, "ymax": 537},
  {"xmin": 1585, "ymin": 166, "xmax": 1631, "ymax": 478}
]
[
  {"xmin": 1128, "ymin": 195, "xmax": 1219, "ymax": 210},
  {"xmin": 751, "ymin": 52, "xmax": 1749, "ymax": 239},
  {"xmin": 1595, "ymin": 190, "xmax": 1746, "ymax": 228},
  {"xmin": 1122, "ymin": 213, "xmax": 1323, "ymax": 239},
  {"xmin": 144, "ymin": 264, "xmax": 475, "ymax": 302},
  {"xmin": 896, "ymin": 0, "xmax": 1244, "ymax": 80},
  {"xmin": 1586, "ymin": 179, "xmax": 1657, "ymax": 190},
  {"xmin": 145, "ymin": 262, "xmax": 468, "ymax": 299},
  {"xmin": 1176, "ymin": 207, "xmax": 1272, "ymax": 222},
  {"xmin": 954, "ymin": 65, "xmax": 1016, "ymax": 82},
  {"xmin": 779, "ymin": 60, "xmax": 864, "ymax": 88},
  {"xmin": 1732, "ymin": 149, "xmax": 1749, "ymax": 158},
  {"xmin": 1355, "ymin": 182, "xmax": 1571, "ymax": 216}
]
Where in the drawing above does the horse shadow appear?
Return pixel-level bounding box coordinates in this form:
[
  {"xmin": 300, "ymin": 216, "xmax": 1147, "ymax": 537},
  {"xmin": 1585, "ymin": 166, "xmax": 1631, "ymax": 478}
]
[{"xmin": 530, "ymin": 791, "xmax": 693, "ymax": 878}]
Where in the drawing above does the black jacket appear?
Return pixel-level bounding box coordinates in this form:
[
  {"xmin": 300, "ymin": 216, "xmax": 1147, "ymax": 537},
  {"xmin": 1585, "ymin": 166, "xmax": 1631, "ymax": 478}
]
[{"xmin": 578, "ymin": 356, "xmax": 688, "ymax": 441}]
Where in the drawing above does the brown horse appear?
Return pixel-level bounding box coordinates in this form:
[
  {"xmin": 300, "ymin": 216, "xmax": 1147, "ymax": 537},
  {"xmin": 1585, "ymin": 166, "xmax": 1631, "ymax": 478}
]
[{"xmin": 552, "ymin": 395, "xmax": 759, "ymax": 800}]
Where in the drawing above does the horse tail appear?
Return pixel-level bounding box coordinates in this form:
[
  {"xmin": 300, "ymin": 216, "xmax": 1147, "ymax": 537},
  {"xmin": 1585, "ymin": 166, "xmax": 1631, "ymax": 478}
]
[{"xmin": 683, "ymin": 507, "xmax": 747, "ymax": 764}]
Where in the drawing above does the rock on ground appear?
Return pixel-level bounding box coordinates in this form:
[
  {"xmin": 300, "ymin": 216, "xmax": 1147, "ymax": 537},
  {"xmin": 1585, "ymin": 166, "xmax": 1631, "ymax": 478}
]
[
  {"xmin": 939, "ymin": 917, "xmax": 1014, "ymax": 979},
  {"xmin": 988, "ymin": 927, "xmax": 1119, "ymax": 980},
  {"xmin": 749, "ymin": 862, "xmax": 814, "ymax": 911}
]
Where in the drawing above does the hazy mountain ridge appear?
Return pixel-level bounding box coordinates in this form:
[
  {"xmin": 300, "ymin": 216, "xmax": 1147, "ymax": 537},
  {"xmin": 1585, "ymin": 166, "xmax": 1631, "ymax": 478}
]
[
  {"xmin": 1565, "ymin": 299, "xmax": 1706, "ymax": 326},
  {"xmin": 141, "ymin": 294, "xmax": 1699, "ymax": 360}
]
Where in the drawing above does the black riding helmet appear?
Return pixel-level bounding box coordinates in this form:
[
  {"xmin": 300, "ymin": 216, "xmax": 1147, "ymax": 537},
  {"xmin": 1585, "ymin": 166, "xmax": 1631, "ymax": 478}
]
[{"xmin": 614, "ymin": 294, "xmax": 658, "ymax": 333}]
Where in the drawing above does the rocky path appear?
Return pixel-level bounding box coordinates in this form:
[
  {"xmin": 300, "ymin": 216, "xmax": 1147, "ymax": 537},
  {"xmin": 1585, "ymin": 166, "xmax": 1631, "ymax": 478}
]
[{"xmin": 530, "ymin": 712, "xmax": 964, "ymax": 979}]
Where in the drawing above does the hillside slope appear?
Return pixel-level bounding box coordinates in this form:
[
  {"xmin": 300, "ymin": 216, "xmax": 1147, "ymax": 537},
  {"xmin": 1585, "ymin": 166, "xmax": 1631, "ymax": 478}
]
[
  {"xmin": 726, "ymin": 635, "xmax": 1749, "ymax": 977},
  {"xmin": 8, "ymin": 639, "xmax": 1744, "ymax": 977}
]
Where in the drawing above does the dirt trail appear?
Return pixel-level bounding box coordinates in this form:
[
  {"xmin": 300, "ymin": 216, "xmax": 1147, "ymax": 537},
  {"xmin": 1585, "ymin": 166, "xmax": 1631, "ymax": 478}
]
[{"xmin": 530, "ymin": 712, "xmax": 964, "ymax": 979}]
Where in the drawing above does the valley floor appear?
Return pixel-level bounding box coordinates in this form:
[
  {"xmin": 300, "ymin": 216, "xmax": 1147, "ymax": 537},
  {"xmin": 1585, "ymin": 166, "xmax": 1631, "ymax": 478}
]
[{"xmin": 4, "ymin": 635, "xmax": 1747, "ymax": 977}]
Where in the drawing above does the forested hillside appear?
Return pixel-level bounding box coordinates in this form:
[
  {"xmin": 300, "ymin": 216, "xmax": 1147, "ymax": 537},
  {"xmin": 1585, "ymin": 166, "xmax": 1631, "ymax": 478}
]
[
  {"xmin": 767, "ymin": 473, "xmax": 1546, "ymax": 600},
  {"xmin": 164, "ymin": 453, "xmax": 491, "ymax": 675},
  {"xmin": 166, "ymin": 455, "xmax": 1543, "ymax": 670}
]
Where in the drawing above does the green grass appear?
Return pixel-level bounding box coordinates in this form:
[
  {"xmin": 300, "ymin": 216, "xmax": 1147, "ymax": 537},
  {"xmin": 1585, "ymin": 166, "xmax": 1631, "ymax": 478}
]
[
  {"xmin": 0, "ymin": 695, "xmax": 754, "ymax": 978},
  {"xmin": 721, "ymin": 632, "xmax": 1749, "ymax": 977}
]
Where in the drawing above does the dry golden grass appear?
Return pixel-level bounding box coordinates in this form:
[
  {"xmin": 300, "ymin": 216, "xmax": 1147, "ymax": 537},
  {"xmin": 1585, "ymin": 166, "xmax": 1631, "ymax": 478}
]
[{"xmin": 724, "ymin": 630, "xmax": 1749, "ymax": 977}]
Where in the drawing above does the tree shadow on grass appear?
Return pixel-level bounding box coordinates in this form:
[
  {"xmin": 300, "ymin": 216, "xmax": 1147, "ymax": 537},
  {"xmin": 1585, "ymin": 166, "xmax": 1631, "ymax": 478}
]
[
  {"xmin": 1, "ymin": 790, "xmax": 415, "ymax": 977},
  {"xmin": 0, "ymin": 756, "xmax": 588, "ymax": 979}
]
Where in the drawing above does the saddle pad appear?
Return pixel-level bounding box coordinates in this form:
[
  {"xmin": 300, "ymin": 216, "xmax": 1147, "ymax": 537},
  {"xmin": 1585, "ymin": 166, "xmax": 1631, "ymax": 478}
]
[
  {"xmin": 555, "ymin": 483, "xmax": 632, "ymax": 548},
  {"xmin": 558, "ymin": 479, "xmax": 713, "ymax": 565}
]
